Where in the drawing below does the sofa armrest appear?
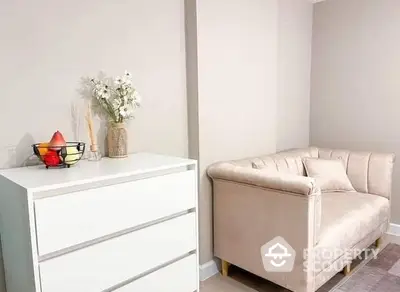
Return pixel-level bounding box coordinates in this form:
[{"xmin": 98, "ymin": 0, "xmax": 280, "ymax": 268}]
[
  {"xmin": 211, "ymin": 177, "xmax": 320, "ymax": 291},
  {"xmin": 207, "ymin": 162, "xmax": 319, "ymax": 196}
]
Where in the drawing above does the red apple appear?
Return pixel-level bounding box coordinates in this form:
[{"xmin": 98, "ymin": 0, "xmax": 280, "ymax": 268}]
[
  {"xmin": 43, "ymin": 150, "xmax": 61, "ymax": 166},
  {"xmin": 49, "ymin": 131, "xmax": 66, "ymax": 150}
]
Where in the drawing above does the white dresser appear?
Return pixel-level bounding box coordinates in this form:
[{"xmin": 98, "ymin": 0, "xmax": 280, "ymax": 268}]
[{"xmin": 0, "ymin": 153, "xmax": 198, "ymax": 292}]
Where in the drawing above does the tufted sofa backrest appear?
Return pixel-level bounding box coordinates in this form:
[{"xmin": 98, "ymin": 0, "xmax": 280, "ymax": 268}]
[
  {"xmin": 228, "ymin": 146, "xmax": 395, "ymax": 198},
  {"xmin": 316, "ymin": 148, "xmax": 395, "ymax": 198},
  {"xmin": 229, "ymin": 147, "xmax": 318, "ymax": 176}
]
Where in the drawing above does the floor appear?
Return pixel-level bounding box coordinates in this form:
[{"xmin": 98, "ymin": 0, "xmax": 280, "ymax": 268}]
[
  {"xmin": 336, "ymin": 243, "xmax": 400, "ymax": 292},
  {"xmin": 201, "ymin": 234, "xmax": 400, "ymax": 292}
]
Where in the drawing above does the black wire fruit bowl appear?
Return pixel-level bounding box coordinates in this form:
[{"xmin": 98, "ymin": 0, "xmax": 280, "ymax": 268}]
[{"xmin": 32, "ymin": 142, "xmax": 86, "ymax": 168}]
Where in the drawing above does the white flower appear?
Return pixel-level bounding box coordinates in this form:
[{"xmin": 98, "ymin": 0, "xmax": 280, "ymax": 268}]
[
  {"xmin": 122, "ymin": 78, "xmax": 132, "ymax": 86},
  {"xmin": 122, "ymin": 90, "xmax": 139, "ymax": 106},
  {"xmin": 119, "ymin": 104, "xmax": 133, "ymax": 118},
  {"xmin": 126, "ymin": 86, "xmax": 133, "ymax": 93},
  {"xmin": 123, "ymin": 95, "xmax": 130, "ymax": 104},
  {"xmin": 121, "ymin": 82, "xmax": 131, "ymax": 91},
  {"xmin": 114, "ymin": 76, "xmax": 123, "ymax": 85},
  {"xmin": 122, "ymin": 71, "xmax": 133, "ymax": 85},
  {"xmin": 132, "ymin": 90, "xmax": 141, "ymax": 107},
  {"xmin": 96, "ymin": 86, "xmax": 110, "ymax": 100},
  {"xmin": 92, "ymin": 80, "xmax": 105, "ymax": 96},
  {"xmin": 111, "ymin": 98, "xmax": 122, "ymax": 110},
  {"xmin": 89, "ymin": 71, "xmax": 141, "ymax": 122},
  {"xmin": 92, "ymin": 81, "xmax": 111, "ymax": 100}
]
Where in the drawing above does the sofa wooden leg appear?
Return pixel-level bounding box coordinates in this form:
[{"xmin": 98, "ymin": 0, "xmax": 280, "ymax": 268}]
[
  {"xmin": 221, "ymin": 260, "xmax": 231, "ymax": 276},
  {"xmin": 343, "ymin": 262, "xmax": 352, "ymax": 276},
  {"xmin": 375, "ymin": 237, "xmax": 383, "ymax": 249}
]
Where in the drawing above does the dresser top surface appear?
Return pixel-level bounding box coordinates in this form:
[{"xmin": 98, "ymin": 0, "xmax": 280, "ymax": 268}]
[{"xmin": 0, "ymin": 152, "xmax": 196, "ymax": 192}]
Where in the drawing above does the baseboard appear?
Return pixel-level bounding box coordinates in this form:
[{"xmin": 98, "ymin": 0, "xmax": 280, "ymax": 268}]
[
  {"xmin": 200, "ymin": 259, "xmax": 220, "ymax": 281},
  {"xmin": 388, "ymin": 223, "xmax": 400, "ymax": 236}
]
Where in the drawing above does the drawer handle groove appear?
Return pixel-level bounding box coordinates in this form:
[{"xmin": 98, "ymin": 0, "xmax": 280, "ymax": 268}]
[
  {"xmin": 39, "ymin": 208, "xmax": 196, "ymax": 262},
  {"xmin": 102, "ymin": 251, "xmax": 196, "ymax": 292}
]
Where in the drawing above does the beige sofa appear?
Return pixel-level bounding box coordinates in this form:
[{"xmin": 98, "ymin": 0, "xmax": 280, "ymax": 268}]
[{"xmin": 207, "ymin": 147, "xmax": 395, "ymax": 292}]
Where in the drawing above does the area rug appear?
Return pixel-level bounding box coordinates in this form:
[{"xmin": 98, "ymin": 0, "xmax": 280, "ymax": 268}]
[
  {"xmin": 227, "ymin": 243, "xmax": 400, "ymax": 292},
  {"xmin": 334, "ymin": 243, "xmax": 400, "ymax": 292}
]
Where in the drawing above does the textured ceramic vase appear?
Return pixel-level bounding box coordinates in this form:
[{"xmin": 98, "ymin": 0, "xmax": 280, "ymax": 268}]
[{"xmin": 107, "ymin": 122, "xmax": 128, "ymax": 158}]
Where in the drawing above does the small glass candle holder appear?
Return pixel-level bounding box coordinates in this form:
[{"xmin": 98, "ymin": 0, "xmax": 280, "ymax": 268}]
[{"xmin": 87, "ymin": 145, "xmax": 102, "ymax": 161}]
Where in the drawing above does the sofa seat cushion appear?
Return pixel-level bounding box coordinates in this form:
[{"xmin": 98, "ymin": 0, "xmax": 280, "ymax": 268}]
[{"xmin": 312, "ymin": 192, "xmax": 389, "ymax": 273}]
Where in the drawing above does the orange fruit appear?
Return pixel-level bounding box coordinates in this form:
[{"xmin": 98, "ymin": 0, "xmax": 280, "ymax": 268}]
[{"xmin": 38, "ymin": 142, "xmax": 49, "ymax": 156}]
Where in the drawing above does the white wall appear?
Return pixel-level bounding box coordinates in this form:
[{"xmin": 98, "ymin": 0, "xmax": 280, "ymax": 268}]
[
  {"xmin": 0, "ymin": 1, "xmax": 188, "ymax": 290},
  {"xmin": 311, "ymin": 0, "xmax": 400, "ymax": 223},
  {"xmin": 277, "ymin": 0, "xmax": 313, "ymax": 151}
]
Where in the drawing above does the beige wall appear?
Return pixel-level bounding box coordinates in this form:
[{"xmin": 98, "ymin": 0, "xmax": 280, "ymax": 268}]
[
  {"xmin": 0, "ymin": 0, "xmax": 314, "ymax": 288},
  {"xmin": 195, "ymin": 0, "xmax": 279, "ymax": 264},
  {"xmin": 310, "ymin": 0, "xmax": 400, "ymax": 223},
  {"xmin": 186, "ymin": 0, "xmax": 313, "ymax": 265},
  {"xmin": 277, "ymin": 0, "xmax": 313, "ymax": 151},
  {"xmin": 0, "ymin": 1, "xmax": 188, "ymax": 290},
  {"xmin": 0, "ymin": 0, "xmax": 188, "ymax": 168}
]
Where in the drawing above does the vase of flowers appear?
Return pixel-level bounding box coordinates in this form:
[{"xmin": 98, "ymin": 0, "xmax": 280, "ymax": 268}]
[
  {"xmin": 107, "ymin": 121, "xmax": 128, "ymax": 158},
  {"xmin": 90, "ymin": 71, "xmax": 141, "ymax": 158}
]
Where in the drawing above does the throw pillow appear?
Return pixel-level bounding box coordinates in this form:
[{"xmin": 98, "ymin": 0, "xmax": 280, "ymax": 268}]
[{"xmin": 302, "ymin": 158, "xmax": 355, "ymax": 192}]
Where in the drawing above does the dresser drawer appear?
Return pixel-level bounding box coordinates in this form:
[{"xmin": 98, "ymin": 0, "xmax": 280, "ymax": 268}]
[
  {"xmin": 115, "ymin": 254, "xmax": 198, "ymax": 292},
  {"xmin": 39, "ymin": 213, "xmax": 196, "ymax": 292},
  {"xmin": 35, "ymin": 170, "xmax": 196, "ymax": 256}
]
